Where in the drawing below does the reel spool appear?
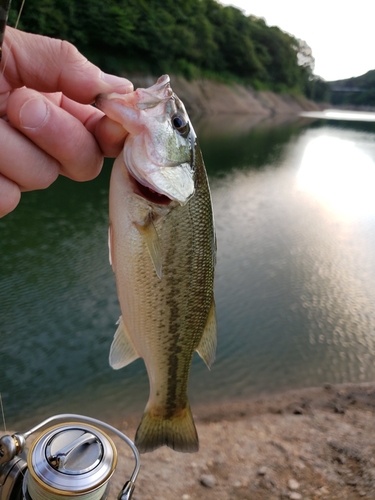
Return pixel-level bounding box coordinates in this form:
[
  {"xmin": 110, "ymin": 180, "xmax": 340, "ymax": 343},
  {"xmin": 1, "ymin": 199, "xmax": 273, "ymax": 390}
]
[{"xmin": 0, "ymin": 414, "xmax": 140, "ymax": 500}]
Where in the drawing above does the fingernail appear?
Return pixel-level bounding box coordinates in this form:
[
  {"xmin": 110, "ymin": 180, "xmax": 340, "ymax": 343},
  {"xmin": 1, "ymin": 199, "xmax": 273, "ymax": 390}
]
[
  {"xmin": 19, "ymin": 97, "xmax": 48, "ymax": 129},
  {"xmin": 101, "ymin": 72, "xmax": 134, "ymax": 93}
]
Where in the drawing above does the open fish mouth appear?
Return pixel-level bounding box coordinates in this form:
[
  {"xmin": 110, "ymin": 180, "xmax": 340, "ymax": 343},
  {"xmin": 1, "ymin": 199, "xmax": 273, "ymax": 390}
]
[{"xmin": 130, "ymin": 173, "xmax": 173, "ymax": 205}]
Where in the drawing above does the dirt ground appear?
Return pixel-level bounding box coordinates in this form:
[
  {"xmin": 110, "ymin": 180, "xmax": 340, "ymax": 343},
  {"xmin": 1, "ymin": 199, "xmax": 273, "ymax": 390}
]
[
  {"xmin": 4, "ymin": 382, "xmax": 375, "ymax": 500},
  {"xmin": 108, "ymin": 382, "xmax": 375, "ymax": 500}
]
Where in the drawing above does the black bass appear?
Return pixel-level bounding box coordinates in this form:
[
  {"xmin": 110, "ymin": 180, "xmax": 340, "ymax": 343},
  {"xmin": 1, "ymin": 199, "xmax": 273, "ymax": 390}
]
[{"xmin": 96, "ymin": 75, "xmax": 216, "ymax": 453}]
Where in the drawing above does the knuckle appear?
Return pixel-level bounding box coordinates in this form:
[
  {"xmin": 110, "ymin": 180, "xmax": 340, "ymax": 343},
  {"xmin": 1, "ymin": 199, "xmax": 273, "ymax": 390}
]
[
  {"xmin": 32, "ymin": 159, "xmax": 59, "ymax": 190},
  {"xmin": 0, "ymin": 176, "xmax": 21, "ymax": 217}
]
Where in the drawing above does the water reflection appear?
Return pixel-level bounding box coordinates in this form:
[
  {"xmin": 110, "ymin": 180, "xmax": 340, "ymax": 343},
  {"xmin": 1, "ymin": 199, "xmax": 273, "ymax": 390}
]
[
  {"xmin": 2, "ymin": 115, "xmax": 375, "ymax": 428},
  {"xmin": 297, "ymin": 129, "xmax": 375, "ymax": 218},
  {"xmin": 302, "ymin": 109, "xmax": 375, "ymax": 122},
  {"xmin": 207, "ymin": 120, "xmax": 375, "ymax": 401}
]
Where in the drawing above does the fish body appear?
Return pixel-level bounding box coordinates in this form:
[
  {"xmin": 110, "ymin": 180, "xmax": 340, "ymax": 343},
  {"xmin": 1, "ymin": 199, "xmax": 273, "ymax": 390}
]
[{"xmin": 96, "ymin": 76, "xmax": 216, "ymax": 453}]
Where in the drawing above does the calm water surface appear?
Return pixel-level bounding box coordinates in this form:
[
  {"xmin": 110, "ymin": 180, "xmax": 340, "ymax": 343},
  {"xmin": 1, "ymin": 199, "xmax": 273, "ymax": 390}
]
[{"xmin": 2, "ymin": 112, "xmax": 375, "ymax": 429}]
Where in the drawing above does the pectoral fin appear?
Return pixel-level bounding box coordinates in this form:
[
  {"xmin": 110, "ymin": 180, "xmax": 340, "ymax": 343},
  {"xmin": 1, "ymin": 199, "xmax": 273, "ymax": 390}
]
[
  {"xmin": 135, "ymin": 215, "xmax": 163, "ymax": 279},
  {"xmin": 196, "ymin": 300, "xmax": 217, "ymax": 369},
  {"xmin": 109, "ymin": 316, "xmax": 140, "ymax": 369}
]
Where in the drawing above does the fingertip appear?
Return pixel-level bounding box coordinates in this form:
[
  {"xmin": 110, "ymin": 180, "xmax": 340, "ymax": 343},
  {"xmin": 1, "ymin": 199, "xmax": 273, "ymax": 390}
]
[
  {"xmin": 6, "ymin": 88, "xmax": 48, "ymax": 130},
  {"xmin": 4, "ymin": 29, "xmax": 134, "ymax": 103},
  {"xmin": 60, "ymin": 154, "xmax": 104, "ymax": 182},
  {"xmin": 0, "ymin": 175, "xmax": 21, "ymax": 217},
  {"xmin": 95, "ymin": 115, "xmax": 128, "ymax": 157},
  {"xmin": 100, "ymin": 72, "xmax": 134, "ymax": 94}
]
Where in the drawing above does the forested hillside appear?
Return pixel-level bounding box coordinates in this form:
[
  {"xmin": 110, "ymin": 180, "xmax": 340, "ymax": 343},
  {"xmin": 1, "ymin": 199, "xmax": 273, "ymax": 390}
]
[
  {"xmin": 330, "ymin": 70, "xmax": 375, "ymax": 107},
  {"xmin": 8, "ymin": 0, "xmax": 329, "ymax": 99}
]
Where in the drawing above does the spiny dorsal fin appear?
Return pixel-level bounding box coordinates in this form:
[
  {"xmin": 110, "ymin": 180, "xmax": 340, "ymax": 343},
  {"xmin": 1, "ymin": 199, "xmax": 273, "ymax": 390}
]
[
  {"xmin": 109, "ymin": 316, "xmax": 140, "ymax": 369},
  {"xmin": 196, "ymin": 299, "xmax": 217, "ymax": 369},
  {"xmin": 135, "ymin": 214, "xmax": 163, "ymax": 279}
]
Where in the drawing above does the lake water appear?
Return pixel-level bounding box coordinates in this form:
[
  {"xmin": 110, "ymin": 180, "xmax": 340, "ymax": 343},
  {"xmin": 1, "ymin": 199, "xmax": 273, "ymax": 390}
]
[{"xmin": 2, "ymin": 111, "xmax": 375, "ymax": 430}]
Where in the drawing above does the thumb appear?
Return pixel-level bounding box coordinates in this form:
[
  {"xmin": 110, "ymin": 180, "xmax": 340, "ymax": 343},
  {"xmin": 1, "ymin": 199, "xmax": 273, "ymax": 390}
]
[{"xmin": 1, "ymin": 27, "xmax": 133, "ymax": 104}]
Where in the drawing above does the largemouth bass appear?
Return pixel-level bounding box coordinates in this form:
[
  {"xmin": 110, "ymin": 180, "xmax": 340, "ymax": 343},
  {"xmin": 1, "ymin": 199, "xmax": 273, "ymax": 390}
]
[{"xmin": 96, "ymin": 75, "xmax": 217, "ymax": 453}]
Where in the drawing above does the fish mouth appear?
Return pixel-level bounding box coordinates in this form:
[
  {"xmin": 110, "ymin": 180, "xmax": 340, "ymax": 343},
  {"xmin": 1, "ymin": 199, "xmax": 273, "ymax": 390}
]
[{"xmin": 129, "ymin": 174, "xmax": 173, "ymax": 206}]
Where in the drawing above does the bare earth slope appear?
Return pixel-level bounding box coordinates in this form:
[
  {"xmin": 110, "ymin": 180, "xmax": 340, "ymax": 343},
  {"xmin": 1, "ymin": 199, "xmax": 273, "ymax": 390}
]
[
  {"xmin": 130, "ymin": 76, "xmax": 328, "ymax": 117},
  {"xmin": 106, "ymin": 382, "xmax": 375, "ymax": 500}
]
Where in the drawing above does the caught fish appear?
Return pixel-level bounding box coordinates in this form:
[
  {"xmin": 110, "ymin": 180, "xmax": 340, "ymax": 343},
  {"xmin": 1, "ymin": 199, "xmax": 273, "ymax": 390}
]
[{"xmin": 96, "ymin": 75, "xmax": 217, "ymax": 453}]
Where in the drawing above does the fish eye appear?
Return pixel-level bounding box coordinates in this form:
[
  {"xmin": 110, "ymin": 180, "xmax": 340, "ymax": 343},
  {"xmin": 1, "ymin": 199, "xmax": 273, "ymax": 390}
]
[{"xmin": 172, "ymin": 114, "xmax": 189, "ymax": 134}]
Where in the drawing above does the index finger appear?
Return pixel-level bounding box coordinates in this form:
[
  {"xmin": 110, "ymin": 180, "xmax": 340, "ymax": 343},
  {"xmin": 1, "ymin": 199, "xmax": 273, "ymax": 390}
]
[{"xmin": 1, "ymin": 27, "xmax": 133, "ymax": 104}]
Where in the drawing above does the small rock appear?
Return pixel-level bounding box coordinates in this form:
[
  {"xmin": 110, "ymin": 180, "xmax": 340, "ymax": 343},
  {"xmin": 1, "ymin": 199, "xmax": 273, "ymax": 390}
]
[
  {"xmin": 259, "ymin": 477, "xmax": 276, "ymax": 490},
  {"xmin": 288, "ymin": 479, "xmax": 300, "ymax": 491},
  {"xmin": 258, "ymin": 466, "xmax": 267, "ymax": 476},
  {"xmin": 182, "ymin": 495, "xmax": 190, "ymax": 500},
  {"xmin": 317, "ymin": 486, "xmax": 329, "ymax": 496},
  {"xmin": 334, "ymin": 403, "xmax": 345, "ymax": 414},
  {"xmin": 346, "ymin": 478, "xmax": 358, "ymax": 486},
  {"xmin": 292, "ymin": 406, "xmax": 304, "ymax": 415},
  {"xmin": 336, "ymin": 454, "xmax": 346, "ymax": 465},
  {"xmin": 233, "ymin": 480, "xmax": 242, "ymax": 488},
  {"xmin": 200, "ymin": 474, "xmax": 216, "ymax": 488},
  {"xmin": 289, "ymin": 493, "xmax": 302, "ymax": 500}
]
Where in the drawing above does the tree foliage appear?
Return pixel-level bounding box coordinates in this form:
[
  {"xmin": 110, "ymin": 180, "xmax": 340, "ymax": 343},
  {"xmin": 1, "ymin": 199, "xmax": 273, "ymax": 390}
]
[
  {"xmin": 330, "ymin": 70, "xmax": 375, "ymax": 107},
  {"xmin": 8, "ymin": 0, "xmax": 317, "ymax": 94}
]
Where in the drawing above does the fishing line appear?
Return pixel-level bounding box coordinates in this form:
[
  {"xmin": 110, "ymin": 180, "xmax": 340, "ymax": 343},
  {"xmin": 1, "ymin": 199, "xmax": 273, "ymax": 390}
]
[
  {"xmin": 0, "ymin": 0, "xmax": 11, "ymax": 63},
  {"xmin": 13, "ymin": 0, "xmax": 25, "ymax": 29},
  {"xmin": 0, "ymin": 0, "xmax": 25, "ymax": 78},
  {"xmin": 0, "ymin": 392, "xmax": 6, "ymax": 432}
]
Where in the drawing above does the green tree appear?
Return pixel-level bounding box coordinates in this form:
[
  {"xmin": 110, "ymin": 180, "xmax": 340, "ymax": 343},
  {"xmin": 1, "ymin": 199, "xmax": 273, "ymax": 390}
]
[{"xmin": 7, "ymin": 0, "xmax": 320, "ymax": 96}]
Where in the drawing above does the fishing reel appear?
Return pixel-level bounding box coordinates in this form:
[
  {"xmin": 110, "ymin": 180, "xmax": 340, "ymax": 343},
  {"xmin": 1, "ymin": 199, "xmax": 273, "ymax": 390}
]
[{"xmin": 0, "ymin": 414, "xmax": 140, "ymax": 500}]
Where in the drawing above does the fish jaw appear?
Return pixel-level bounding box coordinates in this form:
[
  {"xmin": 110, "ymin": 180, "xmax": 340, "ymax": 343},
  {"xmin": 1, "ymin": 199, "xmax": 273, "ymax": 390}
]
[
  {"xmin": 124, "ymin": 135, "xmax": 194, "ymax": 206},
  {"xmin": 96, "ymin": 75, "xmax": 195, "ymax": 205}
]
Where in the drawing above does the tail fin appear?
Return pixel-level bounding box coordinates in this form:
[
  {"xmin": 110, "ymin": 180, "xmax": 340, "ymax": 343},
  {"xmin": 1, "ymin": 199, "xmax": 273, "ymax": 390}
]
[{"xmin": 134, "ymin": 404, "xmax": 199, "ymax": 453}]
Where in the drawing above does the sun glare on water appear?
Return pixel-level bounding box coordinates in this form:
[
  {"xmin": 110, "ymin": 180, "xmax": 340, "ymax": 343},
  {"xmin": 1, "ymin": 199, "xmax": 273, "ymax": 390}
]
[{"xmin": 297, "ymin": 133, "xmax": 375, "ymax": 219}]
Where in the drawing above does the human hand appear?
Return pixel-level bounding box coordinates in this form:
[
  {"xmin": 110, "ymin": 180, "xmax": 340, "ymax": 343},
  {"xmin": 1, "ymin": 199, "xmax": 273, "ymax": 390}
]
[{"xmin": 0, "ymin": 27, "xmax": 133, "ymax": 217}]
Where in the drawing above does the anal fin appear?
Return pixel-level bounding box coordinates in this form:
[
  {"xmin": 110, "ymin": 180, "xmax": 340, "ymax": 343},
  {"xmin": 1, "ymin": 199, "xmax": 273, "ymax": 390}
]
[
  {"xmin": 196, "ymin": 299, "xmax": 217, "ymax": 369},
  {"xmin": 109, "ymin": 316, "xmax": 140, "ymax": 369}
]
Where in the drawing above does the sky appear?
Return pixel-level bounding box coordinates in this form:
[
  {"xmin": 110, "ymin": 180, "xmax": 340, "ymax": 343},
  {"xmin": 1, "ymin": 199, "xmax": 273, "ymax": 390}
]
[{"xmin": 219, "ymin": 0, "xmax": 375, "ymax": 82}]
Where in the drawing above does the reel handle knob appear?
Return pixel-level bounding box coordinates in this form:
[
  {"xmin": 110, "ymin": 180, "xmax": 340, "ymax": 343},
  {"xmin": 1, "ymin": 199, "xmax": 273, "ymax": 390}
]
[{"xmin": 0, "ymin": 436, "xmax": 17, "ymax": 466}]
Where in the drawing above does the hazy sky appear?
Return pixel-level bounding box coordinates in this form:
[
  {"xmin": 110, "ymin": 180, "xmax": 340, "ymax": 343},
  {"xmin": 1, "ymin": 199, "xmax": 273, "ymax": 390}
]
[{"xmin": 219, "ymin": 0, "xmax": 374, "ymax": 81}]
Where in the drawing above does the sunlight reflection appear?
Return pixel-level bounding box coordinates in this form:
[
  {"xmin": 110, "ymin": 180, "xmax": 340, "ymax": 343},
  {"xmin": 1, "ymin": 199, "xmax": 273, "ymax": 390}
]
[
  {"xmin": 297, "ymin": 134, "xmax": 375, "ymax": 218},
  {"xmin": 301, "ymin": 110, "xmax": 375, "ymax": 122}
]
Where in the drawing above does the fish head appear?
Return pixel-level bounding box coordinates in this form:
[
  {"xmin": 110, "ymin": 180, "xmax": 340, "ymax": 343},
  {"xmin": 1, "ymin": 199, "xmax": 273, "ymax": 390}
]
[{"xmin": 96, "ymin": 75, "xmax": 196, "ymax": 205}]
